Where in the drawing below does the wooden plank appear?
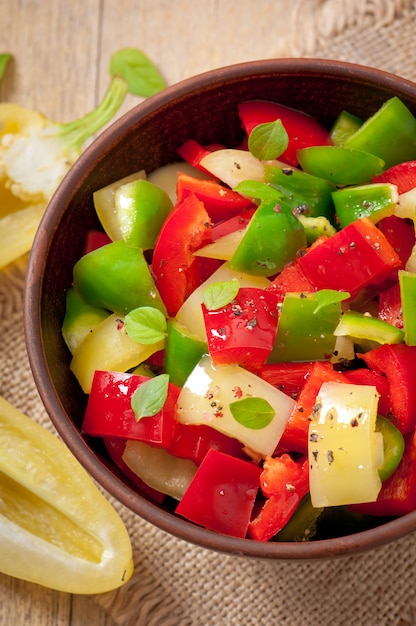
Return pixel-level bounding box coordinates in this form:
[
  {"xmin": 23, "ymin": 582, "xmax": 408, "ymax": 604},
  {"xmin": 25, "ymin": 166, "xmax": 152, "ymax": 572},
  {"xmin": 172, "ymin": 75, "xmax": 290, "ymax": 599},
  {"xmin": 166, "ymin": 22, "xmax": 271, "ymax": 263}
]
[
  {"xmin": 0, "ymin": 2, "xmax": 104, "ymax": 624},
  {"xmin": 0, "ymin": 0, "xmax": 101, "ymax": 119},
  {"xmin": 97, "ymin": 0, "xmax": 293, "ymax": 121},
  {"xmin": 0, "ymin": 573, "xmax": 71, "ymax": 626},
  {"xmin": 71, "ymin": 595, "xmax": 117, "ymax": 626}
]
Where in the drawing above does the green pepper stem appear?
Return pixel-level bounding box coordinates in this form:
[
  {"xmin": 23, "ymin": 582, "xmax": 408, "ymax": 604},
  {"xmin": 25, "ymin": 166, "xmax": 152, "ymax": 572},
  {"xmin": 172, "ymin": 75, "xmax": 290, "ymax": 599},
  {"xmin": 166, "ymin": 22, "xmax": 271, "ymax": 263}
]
[
  {"xmin": 50, "ymin": 74, "xmax": 128, "ymax": 151},
  {"xmin": 0, "ymin": 53, "xmax": 12, "ymax": 83}
]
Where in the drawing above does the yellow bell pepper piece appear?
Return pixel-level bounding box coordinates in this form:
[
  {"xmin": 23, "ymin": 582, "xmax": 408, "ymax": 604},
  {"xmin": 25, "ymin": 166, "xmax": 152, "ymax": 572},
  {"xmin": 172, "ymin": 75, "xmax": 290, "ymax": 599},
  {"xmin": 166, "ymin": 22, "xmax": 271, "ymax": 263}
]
[
  {"xmin": 0, "ymin": 77, "xmax": 127, "ymax": 269},
  {"xmin": 0, "ymin": 394, "xmax": 133, "ymax": 594},
  {"xmin": 308, "ymin": 382, "xmax": 383, "ymax": 508},
  {"xmin": 70, "ymin": 312, "xmax": 165, "ymax": 393}
]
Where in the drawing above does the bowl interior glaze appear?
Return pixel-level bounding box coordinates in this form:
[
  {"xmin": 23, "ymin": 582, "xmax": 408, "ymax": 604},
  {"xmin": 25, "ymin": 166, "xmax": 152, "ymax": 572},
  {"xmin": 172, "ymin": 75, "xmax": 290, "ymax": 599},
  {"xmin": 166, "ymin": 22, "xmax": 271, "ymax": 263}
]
[{"xmin": 24, "ymin": 58, "xmax": 416, "ymax": 559}]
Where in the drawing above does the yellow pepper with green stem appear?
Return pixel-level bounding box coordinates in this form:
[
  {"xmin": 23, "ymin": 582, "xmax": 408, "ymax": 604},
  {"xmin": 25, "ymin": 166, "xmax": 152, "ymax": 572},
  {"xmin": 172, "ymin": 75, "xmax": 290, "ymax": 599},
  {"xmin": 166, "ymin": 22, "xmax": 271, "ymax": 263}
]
[{"xmin": 0, "ymin": 48, "xmax": 166, "ymax": 269}]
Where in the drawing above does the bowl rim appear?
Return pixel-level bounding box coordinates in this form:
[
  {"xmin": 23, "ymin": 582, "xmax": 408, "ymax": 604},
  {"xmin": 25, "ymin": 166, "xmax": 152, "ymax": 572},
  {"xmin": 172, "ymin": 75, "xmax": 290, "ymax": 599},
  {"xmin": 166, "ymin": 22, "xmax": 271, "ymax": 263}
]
[{"xmin": 24, "ymin": 57, "xmax": 416, "ymax": 560}]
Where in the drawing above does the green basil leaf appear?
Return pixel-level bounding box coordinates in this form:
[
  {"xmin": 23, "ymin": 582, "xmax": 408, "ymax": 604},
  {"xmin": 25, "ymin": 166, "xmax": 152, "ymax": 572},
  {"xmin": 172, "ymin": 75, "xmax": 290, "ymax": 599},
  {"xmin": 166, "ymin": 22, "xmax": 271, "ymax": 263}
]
[
  {"xmin": 234, "ymin": 180, "xmax": 283, "ymax": 202},
  {"xmin": 0, "ymin": 53, "xmax": 12, "ymax": 82},
  {"xmin": 313, "ymin": 289, "xmax": 350, "ymax": 314},
  {"xmin": 131, "ymin": 374, "xmax": 170, "ymax": 422},
  {"xmin": 109, "ymin": 48, "xmax": 167, "ymax": 97},
  {"xmin": 124, "ymin": 306, "xmax": 167, "ymax": 344},
  {"xmin": 202, "ymin": 280, "xmax": 240, "ymax": 310},
  {"xmin": 248, "ymin": 120, "xmax": 289, "ymax": 161},
  {"xmin": 229, "ymin": 397, "xmax": 275, "ymax": 430}
]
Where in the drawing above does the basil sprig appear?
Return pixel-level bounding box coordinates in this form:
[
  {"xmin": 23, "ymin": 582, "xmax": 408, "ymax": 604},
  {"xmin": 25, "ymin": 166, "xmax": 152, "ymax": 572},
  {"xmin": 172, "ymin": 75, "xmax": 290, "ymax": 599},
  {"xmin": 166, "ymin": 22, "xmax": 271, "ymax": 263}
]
[
  {"xmin": 248, "ymin": 119, "xmax": 289, "ymax": 161},
  {"xmin": 131, "ymin": 374, "xmax": 170, "ymax": 422},
  {"xmin": 229, "ymin": 397, "xmax": 275, "ymax": 430},
  {"xmin": 313, "ymin": 289, "xmax": 350, "ymax": 314},
  {"xmin": 124, "ymin": 306, "xmax": 167, "ymax": 344},
  {"xmin": 234, "ymin": 179, "xmax": 282, "ymax": 203},
  {"xmin": 202, "ymin": 280, "xmax": 240, "ymax": 311},
  {"xmin": 110, "ymin": 48, "xmax": 167, "ymax": 97}
]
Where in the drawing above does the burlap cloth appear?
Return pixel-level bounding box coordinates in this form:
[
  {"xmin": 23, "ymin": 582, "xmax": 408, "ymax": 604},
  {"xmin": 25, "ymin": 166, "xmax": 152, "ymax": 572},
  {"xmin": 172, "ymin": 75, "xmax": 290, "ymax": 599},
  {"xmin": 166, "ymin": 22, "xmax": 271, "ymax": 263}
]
[{"xmin": 2, "ymin": 2, "xmax": 416, "ymax": 625}]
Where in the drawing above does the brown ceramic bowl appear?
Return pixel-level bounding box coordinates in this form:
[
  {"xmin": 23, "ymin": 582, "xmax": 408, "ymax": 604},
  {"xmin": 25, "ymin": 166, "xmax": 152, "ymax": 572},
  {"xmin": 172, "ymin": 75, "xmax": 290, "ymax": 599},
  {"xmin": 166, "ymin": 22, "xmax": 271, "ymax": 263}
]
[{"xmin": 24, "ymin": 58, "xmax": 416, "ymax": 559}]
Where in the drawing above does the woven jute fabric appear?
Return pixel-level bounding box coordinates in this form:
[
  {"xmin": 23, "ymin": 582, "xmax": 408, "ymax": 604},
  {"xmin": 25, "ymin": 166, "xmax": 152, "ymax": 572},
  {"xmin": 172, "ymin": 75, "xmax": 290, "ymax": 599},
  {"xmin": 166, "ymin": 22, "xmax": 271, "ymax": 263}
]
[{"xmin": 2, "ymin": 2, "xmax": 416, "ymax": 625}]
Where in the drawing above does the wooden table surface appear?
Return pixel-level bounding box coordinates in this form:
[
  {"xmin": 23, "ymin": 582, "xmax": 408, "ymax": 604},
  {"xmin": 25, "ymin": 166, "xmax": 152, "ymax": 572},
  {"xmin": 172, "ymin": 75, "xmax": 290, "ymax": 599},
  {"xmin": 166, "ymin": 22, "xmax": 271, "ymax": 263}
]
[{"xmin": 0, "ymin": 1, "xmax": 318, "ymax": 624}]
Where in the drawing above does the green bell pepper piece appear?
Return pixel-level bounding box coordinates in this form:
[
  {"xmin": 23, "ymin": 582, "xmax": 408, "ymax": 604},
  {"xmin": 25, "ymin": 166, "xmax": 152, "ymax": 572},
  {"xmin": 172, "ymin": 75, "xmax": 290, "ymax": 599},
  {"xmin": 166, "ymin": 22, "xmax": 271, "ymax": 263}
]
[
  {"xmin": 376, "ymin": 414, "xmax": 405, "ymax": 482},
  {"xmin": 297, "ymin": 215, "xmax": 336, "ymax": 244},
  {"xmin": 61, "ymin": 287, "xmax": 109, "ymax": 354},
  {"xmin": 316, "ymin": 506, "xmax": 384, "ymax": 535},
  {"xmin": 398, "ymin": 269, "xmax": 416, "ymax": 346},
  {"xmin": 131, "ymin": 363, "xmax": 157, "ymax": 377},
  {"xmin": 263, "ymin": 163, "xmax": 336, "ymax": 220},
  {"xmin": 228, "ymin": 200, "xmax": 306, "ymax": 277},
  {"xmin": 164, "ymin": 319, "xmax": 208, "ymax": 387},
  {"xmin": 332, "ymin": 182, "xmax": 398, "ymax": 228},
  {"xmin": 268, "ymin": 291, "xmax": 342, "ymax": 363},
  {"xmin": 297, "ymin": 146, "xmax": 385, "ymax": 186},
  {"xmin": 114, "ymin": 178, "xmax": 173, "ymax": 249},
  {"xmin": 344, "ymin": 96, "xmax": 416, "ymax": 169},
  {"xmin": 275, "ymin": 493, "xmax": 324, "ymax": 542},
  {"xmin": 73, "ymin": 240, "xmax": 167, "ymax": 316},
  {"xmin": 334, "ymin": 310, "xmax": 404, "ymax": 350},
  {"xmin": 330, "ymin": 109, "xmax": 363, "ymax": 146}
]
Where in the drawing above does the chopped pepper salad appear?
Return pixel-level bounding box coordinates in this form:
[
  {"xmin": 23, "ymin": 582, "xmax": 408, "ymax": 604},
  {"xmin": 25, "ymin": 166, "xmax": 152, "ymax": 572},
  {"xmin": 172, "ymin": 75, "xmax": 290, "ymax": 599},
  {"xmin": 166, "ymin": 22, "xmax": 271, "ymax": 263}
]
[{"xmin": 63, "ymin": 96, "xmax": 416, "ymax": 542}]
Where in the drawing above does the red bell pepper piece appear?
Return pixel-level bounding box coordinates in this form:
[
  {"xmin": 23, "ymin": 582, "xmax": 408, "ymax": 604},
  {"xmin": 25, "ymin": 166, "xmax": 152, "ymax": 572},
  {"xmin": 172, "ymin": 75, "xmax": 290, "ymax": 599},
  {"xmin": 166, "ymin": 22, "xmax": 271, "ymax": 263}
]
[
  {"xmin": 175, "ymin": 448, "xmax": 261, "ymax": 538},
  {"xmin": 377, "ymin": 215, "xmax": 415, "ymax": 271},
  {"xmin": 169, "ymin": 422, "xmax": 248, "ymax": 465},
  {"xmin": 152, "ymin": 192, "xmax": 214, "ymax": 316},
  {"xmin": 378, "ymin": 282, "xmax": 403, "ymax": 329},
  {"xmin": 201, "ymin": 287, "xmax": 279, "ymax": 369},
  {"xmin": 176, "ymin": 173, "xmax": 253, "ymax": 223},
  {"xmin": 350, "ymin": 430, "xmax": 416, "ymax": 516},
  {"xmin": 266, "ymin": 235, "xmax": 328, "ymax": 302},
  {"xmin": 247, "ymin": 454, "xmax": 309, "ymax": 542},
  {"xmin": 196, "ymin": 257, "xmax": 224, "ymax": 283},
  {"xmin": 83, "ymin": 370, "xmax": 180, "ymax": 448},
  {"xmin": 359, "ymin": 344, "xmax": 416, "ymax": 433},
  {"xmin": 103, "ymin": 437, "xmax": 165, "ymax": 503},
  {"xmin": 211, "ymin": 207, "xmax": 256, "ymax": 240},
  {"xmin": 176, "ymin": 139, "xmax": 224, "ymax": 174},
  {"xmin": 257, "ymin": 361, "xmax": 314, "ymax": 400},
  {"xmin": 372, "ymin": 160, "xmax": 416, "ymax": 194},
  {"xmin": 145, "ymin": 349, "xmax": 165, "ymax": 369},
  {"xmin": 82, "ymin": 229, "xmax": 112, "ymax": 255},
  {"xmin": 238, "ymin": 100, "xmax": 332, "ymax": 167},
  {"xmin": 266, "ymin": 258, "xmax": 316, "ymax": 302},
  {"xmin": 176, "ymin": 139, "xmax": 212, "ymax": 172},
  {"xmin": 342, "ymin": 367, "xmax": 391, "ymax": 418},
  {"xmin": 297, "ymin": 217, "xmax": 401, "ymax": 298},
  {"xmin": 276, "ymin": 361, "xmax": 347, "ymax": 455}
]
